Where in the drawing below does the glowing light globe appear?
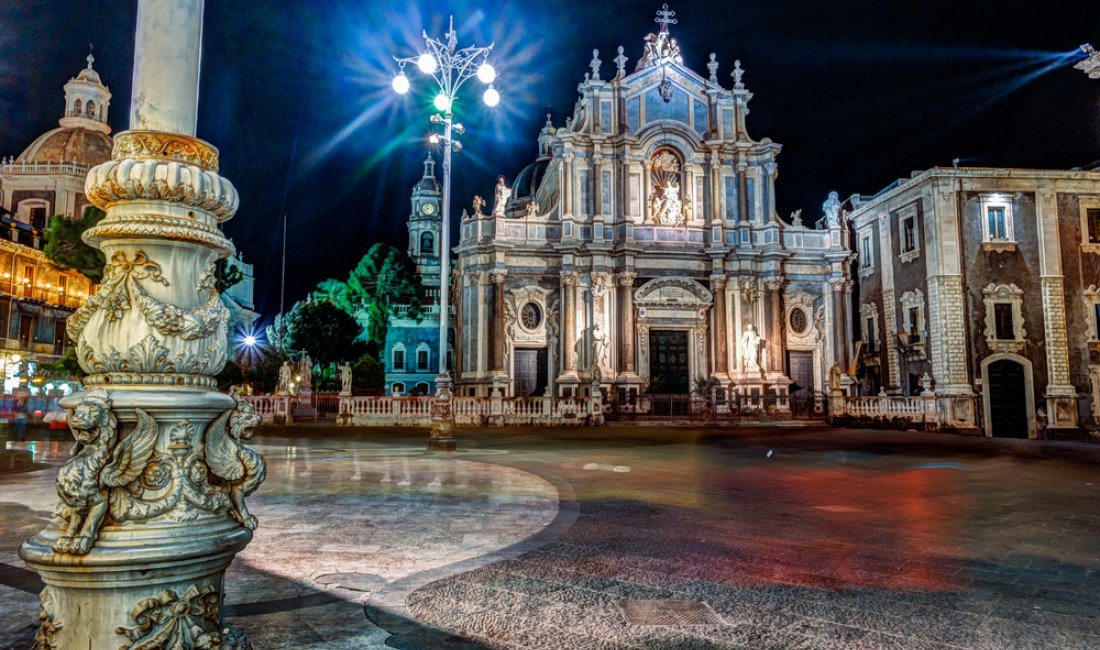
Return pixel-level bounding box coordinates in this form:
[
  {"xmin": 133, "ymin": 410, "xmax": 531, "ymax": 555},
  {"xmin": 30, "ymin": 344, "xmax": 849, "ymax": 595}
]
[
  {"xmin": 434, "ymin": 93, "xmax": 451, "ymax": 112},
  {"xmin": 477, "ymin": 62, "xmax": 497, "ymax": 84},
  {"xmin": 392, "ymin": 71, "xmax": 410, "ymax": 94},
  {"xmin": 483, "ymin": 86, "xmax": 500, "ymax": 107},
  {"xmin": 429, "ymin": 133, "xmax": 441, "ymax": 144},
  {"xmin": 244, "ymin": 335, "xmax": 257, "ymax": 346},
  {"xmin": 417, "ymin": 53, "xmax": 438, "ymax": 74}
]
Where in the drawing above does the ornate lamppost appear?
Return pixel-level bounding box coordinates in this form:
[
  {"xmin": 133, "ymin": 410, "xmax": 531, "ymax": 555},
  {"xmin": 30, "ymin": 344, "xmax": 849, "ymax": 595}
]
[
  {"xmin": 19, "ymin": 1, "xmax": 263, "ymax": 647},
  {"xmin": 392, "ymin": 17, "xmax": 499, "ymax": 450}
]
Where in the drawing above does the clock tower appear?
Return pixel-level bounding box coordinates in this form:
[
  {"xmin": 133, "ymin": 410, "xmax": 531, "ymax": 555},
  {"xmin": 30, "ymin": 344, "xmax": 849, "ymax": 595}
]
[{"xmin": 408, "ymin": 154, "xmax": 442, "ymax": 287}]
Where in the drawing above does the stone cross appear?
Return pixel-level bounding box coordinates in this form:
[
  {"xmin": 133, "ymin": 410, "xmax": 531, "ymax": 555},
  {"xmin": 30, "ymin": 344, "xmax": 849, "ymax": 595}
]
[
  {"xmin": 590, "ymin": 49, "xmax": 601, "ymax": 80},
  {"xmin": 707, "ymin": 53, "xmax": 719, "ymax": 84},
  {"xmin": 614, "ymin": 46, "xmax": 628, "ymax": 79},
  {"xmin": 655, "ymin": 3, "xmax": 677, "ymax": 32}
]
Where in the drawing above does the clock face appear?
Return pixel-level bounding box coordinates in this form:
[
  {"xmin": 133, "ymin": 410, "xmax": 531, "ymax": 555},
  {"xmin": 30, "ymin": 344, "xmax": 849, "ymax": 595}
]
[{"xmin": 421, "ymin": 202, "xmax": 436, "ymax": 216}]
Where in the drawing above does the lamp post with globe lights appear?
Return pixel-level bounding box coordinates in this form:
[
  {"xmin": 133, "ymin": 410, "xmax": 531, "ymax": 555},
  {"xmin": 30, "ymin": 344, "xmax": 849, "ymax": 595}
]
[{"xmin": 393, "ymin": 17, "xmax": 499, "ymax": 450}]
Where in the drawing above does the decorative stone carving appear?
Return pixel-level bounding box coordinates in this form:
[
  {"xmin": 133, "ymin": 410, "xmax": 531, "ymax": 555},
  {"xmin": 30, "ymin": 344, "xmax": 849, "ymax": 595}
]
[
  {"xmin": 205, "ymin": 393, "xmax": 266, "ymax": 530},
  {"xmin": 823, "ymin": 191, "xmax": 842, "ymax": 228},
  {"xmin": 740, "ymin": 325, "xmax": 763, "ymax": 373},
  {"xmin": 51, "ymin": 390, "xmax": 157, "ymax": 555},
  {"xmin": 85, "ymin": 153, "xmax": 238, "ymax": 221},
  {"xmin": 33, "ymin": 588, "xmax": 62, "ymax": 650},
  {"xmin": 112, "ymin": 130, "xmax": 220, "ymax": 171},
  {"xmin": 982, "ymin": 283, "xmax": 1026, "ymax": 354},
  {"xmin": 116, "ymin": 584, "xmax": 246, "ymax": 650}
]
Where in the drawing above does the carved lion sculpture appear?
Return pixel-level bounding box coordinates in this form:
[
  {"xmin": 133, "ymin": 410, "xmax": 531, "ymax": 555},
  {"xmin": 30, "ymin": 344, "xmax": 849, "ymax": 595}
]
[
  {"xmin": 52, "ymin": 390, "xmax": 158, "ymax": 555},
  {"xmin": 205, "ymin": 392, "xmax": 266, "ymax": 530}
]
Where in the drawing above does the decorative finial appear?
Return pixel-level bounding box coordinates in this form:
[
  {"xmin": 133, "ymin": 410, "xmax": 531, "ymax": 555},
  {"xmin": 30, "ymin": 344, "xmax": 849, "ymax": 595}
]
[
  {"xmin": 544, "ymin": 113, "xmax": 553, "ymax": 128},
  {"xmin": 732, "ymin": 59, "xmax": 745, "ymax": 89},
  {"xmin": 614, "ymin": 46, "xmax": 628, "ymax": 79},
  {"xmin": 655, "ymin": 3, "xmax": 677, "ymax": 33},
  {"xmin": 707, "ymin": 53, "xmax": 718, "ymax": 84},
  {"xmin": 590, "ymin": 49, "xmax": 602, "ymax": 81},
  {"xmin": 87, "ymin": 42, "xmax": 95, "ymax": 69}
]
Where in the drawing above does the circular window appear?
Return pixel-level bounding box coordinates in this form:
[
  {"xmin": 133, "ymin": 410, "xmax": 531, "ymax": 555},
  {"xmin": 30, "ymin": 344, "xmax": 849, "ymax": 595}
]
[
  {"xmin": 788, "ymin": 306, "xmax": 809, "ymax": 335},
  {"xmin": 520, "ymin": 302, "xmax": 542, "ymax": 330}
]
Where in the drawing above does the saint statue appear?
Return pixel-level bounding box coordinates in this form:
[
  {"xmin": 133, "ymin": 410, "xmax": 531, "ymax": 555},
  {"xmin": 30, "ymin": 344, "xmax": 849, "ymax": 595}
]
[
  {"xmin": 740, "ymin": 325, "xmax": 763, "ymax": 373},
  {"xmin": 591, "ymin": 322, "xmax": 609, "ymax": 372},
  {"xmin": 823, "ymin": 191, "xmax": 842, "ymax": 229},
  {"xmin": 472, "ymin": 195, "xmax": 486, "ymax": 217},
  {"xmin": 340, "ymin": 362, "xmax": 353, "ymax": 395},
  {"xmin": 276, "ymin": 361, "xmax": 292, "ymax": 394},
  {"xmin": 299, "ymin": 353, "xmax": 313, "ymax": 388},
  {"xmin": 492, "ymin": 176, "xmax": 512, "ymax": 217},
  {"xmin": 651, "ymin": 179, "xmax": 684, "ymax": 225},
  {"xmin": 526, "ymin": 201, "xmax": 539, "ymax": 218}
]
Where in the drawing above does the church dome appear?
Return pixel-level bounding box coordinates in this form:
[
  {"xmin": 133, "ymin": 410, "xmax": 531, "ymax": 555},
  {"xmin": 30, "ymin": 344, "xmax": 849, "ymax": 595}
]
[
  {"xmin": 76, "ymin": 65, "xmax": 102, "ymax": 84},
  {"xmin": 511, "ymin": 159, "xmax": 549, "ymax": 199},
  {"xmin": 15, "ymin": 126, "xmax": 113, "ymax": 168}
]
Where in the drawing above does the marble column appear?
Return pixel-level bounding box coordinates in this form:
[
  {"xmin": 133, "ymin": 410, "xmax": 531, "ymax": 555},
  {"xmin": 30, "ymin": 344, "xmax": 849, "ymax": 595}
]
[
  {"xmin": 490, "ymin": 271, "xmax": 506, "ymax": 373},
  {"xmin": 476, "ymin": 273, "xmax": 488, "ymax": 378},
  {"xmin": 618, "ymin": 273, "xmax": 637, "ymax": 375},
  {"xmin": 829, "ymin": 277, "xmax": 850, "ymax": 375},
  {"xmin": 711, "ymin": 274, "xmax": 728, "ymax": 377},
  {"xmin": 561, "ymin": 271, "xmax": 578, "ymax": 379},
  {"xmin": 19, "ymin": 1, "xmax": 261, "ymax": 647},
  {"xmin": 764, "ymin": 277, "xmax": 784, "ymax": 375}
]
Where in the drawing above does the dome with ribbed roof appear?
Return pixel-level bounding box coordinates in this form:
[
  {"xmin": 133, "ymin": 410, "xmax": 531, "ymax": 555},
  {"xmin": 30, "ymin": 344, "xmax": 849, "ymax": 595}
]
[{"xmin": 15, "ymin": 126, "xmax": 112, "ymax": 168}]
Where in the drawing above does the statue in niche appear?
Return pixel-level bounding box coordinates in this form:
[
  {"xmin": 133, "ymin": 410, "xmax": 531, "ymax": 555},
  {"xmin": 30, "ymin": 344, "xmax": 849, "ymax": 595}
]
[
  {"xmin": 492, "ymin": 176, "xmax": 512, "ymax": 217},
  {"xmin": 591, "ymin": 321, "xmax": 609, "ymax": 372},
  {"xmin": 823, "ymin": 191, "xmax": 842, "ymax": 229},
  {"xmin": 740, "ymin": 324, "xmax": 763, "ymax": 373},
  {"xmin": 649, "ymin": 150, "xmax": 684, "ymax": 225}
]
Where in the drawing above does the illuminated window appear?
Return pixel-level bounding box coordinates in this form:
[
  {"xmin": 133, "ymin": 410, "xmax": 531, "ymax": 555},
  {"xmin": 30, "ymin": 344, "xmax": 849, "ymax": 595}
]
[
  {"xmin": 1080, "ymin": 197, "xmax": 1100, "ymax": 253},
  {"xmin": 979, "ymin": 195, "xmax": 1014, "ymax": 245}
]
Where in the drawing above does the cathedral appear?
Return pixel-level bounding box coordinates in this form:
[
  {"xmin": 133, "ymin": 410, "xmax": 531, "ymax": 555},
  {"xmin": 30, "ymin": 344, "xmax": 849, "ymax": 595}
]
[{"xmin": 453, "ymin": 12, "xmax": 854, "ymax": 399}]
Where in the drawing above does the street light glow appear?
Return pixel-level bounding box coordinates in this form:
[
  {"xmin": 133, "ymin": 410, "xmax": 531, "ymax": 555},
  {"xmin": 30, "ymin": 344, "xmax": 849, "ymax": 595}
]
[
  {"xmin": 483, "ymin": 86, "xmax": 500, "ymax": 107},
  {"xmin": 433, "ymin": 92, "xmax": 451, "ymax": 112},
  {"xmin": 417, "ymin": 52, "xmax": 438, "ymax": 74},
  {"xmin": 244, "ymin": 335, "xmax": 257, "ymax": 347},
  {"xmin": 392, "ymin": 70, "xmax": 410, "ymax": 94},
  {"xmin": 477, "ymin": 62, "xmax": 497, "ymax": 84}
]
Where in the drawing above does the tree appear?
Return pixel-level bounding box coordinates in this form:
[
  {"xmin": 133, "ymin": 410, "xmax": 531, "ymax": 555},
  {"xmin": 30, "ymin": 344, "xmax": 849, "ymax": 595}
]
[
  {"xmin": 352, "ymin": 353, "xmax": 385, "ymax": 394},
  {"xmin": 265, "ymin": 314, "xmax": 290, "ymax": 352},
  {"xmin": 311, "ymin": 278, "xmax": 353, "ymax": 313},
  {"xmin": 286, "ymin": 299, "xmax": 365, "ymax": 365},
  {"xmin": 44, "ymin": 207, "xmax": 106, "ymax": 283},
  {"xmin": 247, "ymin": 350, "xmax": 288, "ymax": 394},
  {"xmin": 215, "ymin": 257, "xmax": 244, "ymax": 293},
  {"xmin": 346, "ymin": 243, "xmax": 426, "ymax": 349}
]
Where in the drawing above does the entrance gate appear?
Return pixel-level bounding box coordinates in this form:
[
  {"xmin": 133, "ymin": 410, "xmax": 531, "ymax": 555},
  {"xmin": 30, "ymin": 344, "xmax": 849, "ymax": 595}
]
[
  {"xmin": 648, "ymin": 330, "xmax": 689, "ymax": 395},
  {"xmin": 988, "ymin": 359, "xmax": 1028, "ymax": 438},
  {"xmin": 513, "ymin": 348, "xmax": 547, "ymax": 397}
]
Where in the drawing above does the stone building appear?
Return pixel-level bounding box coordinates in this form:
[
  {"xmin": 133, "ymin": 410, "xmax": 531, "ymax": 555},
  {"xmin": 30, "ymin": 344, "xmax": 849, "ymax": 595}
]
[
  {"xmin": 454, "ymin": 12, "xmax": 853, "ymax": 400},
  {"xmin": 0, "ymin": 54, "xmax": 108, "ymax": 389},
  {"xmin": 384, "ymin": 155, "xmax": 446, "ymax": 395},
  {"xmin": 847, "ymin": 166, "xmax": 1100, "ymax": 438}
]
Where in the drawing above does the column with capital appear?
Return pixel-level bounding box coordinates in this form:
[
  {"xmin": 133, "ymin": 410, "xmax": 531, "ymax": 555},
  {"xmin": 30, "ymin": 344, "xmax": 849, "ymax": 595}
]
[
  {"xmin": 558, "ymin": 271, "xmax": 579, "ymax": 390},
  {"xmin": 764, "ymin": 277, "xmax": 785, "ymax": 377},
  {"xmin": 711, "ymin": 274, "xmax": 729, "ymax": 380},
  {"xmin": 490, "ymin": 270, "xmax": 508, "ymax": 396},
  {"xmin": 828, "ymin": 276, "xmax": 853, "ymax": 388},
  {"xmin": 20, "ymin": 1, "xmax": 261, "ymax": 646},
  {"xmin": 618, "ymin": 273, "xmax": 639, "ymax": 380}
]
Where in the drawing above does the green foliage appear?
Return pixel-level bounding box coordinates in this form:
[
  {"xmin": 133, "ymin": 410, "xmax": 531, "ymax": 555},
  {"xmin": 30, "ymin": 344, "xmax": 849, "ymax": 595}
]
[
  {"xmin": 215, "ymin": 359, "xmax": 245, "ymax": 390},
  {"xmin": 57, "ymin": 347, "xmax": 86, "ymax": 379},
  {"xmin": 265, "ymin": 314, "xmax": 290, "ymax": 352},
  {"xmin": 286, "ymin": 299, "xmax": 366, "ymax": 365},
  {"xmin": 44, "ymin": 207, "xmax": 106, "ymax": 283},
  {"xmin": 311, "ymin": 278, "xmax": 353, "ymax": 313},
  {"xmin": 352, "ymin": 353, "xmax": 385, "ymax": 394},
  {"xmin": 348, "ymin": 243, "xmax": 427, "ymax": 348},
  {"xmin": 215, "ymin": 258, "xmax": 244, "ymax": 294},
  {"xmin": 248, "ymin": 350, "xmax": 288, "ymax": 394}
]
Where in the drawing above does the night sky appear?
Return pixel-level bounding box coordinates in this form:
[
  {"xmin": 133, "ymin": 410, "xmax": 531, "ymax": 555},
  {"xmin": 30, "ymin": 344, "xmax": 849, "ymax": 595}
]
[{"xmin": 2, "ymin": 1, "xmax": 1097, "ymax": 326}]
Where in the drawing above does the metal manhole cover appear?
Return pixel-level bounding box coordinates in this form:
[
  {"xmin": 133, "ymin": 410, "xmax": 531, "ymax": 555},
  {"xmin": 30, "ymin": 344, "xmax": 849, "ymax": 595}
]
[
  {"xmin": 314, "ymin": 572, "xmax": 387, "ymax": 593},
  {"xmin": 614, "ymin": 599, "xmax": 725, "ymax": 626}
]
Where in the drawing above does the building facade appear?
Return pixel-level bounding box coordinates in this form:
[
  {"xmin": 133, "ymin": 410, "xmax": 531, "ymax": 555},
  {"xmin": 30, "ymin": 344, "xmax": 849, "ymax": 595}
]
[
  {"xmin": 454, "ymin": 16, "xmax": 853, "ymax": 400},
  {"xmin": 847, "ymin": 167, "xmax": 1100, "ymax": 438},
  {"xmin": 384, "ymin": 156, "xmax": 446, "ymax": 395},
  {"xmin": 0, "ymin": 55, "xmax": 108, "ymax": 391}
]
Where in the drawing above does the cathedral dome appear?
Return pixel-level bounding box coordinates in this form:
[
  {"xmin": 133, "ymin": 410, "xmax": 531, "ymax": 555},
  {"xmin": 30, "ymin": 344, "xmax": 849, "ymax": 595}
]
[
  {"xmin": 511, "ymin": 159, "xmax": 549, "ymax": 199},
  {"xmin": 15, "ymin": 126, "xmax": 112, "ymax": 168}
]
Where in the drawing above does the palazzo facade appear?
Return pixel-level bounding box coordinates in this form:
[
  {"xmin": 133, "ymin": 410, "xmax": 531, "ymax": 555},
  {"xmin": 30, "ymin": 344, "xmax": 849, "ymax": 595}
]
[{"xmin": 454, "ymin": 17, "xmax": 853, "ymax": 399}]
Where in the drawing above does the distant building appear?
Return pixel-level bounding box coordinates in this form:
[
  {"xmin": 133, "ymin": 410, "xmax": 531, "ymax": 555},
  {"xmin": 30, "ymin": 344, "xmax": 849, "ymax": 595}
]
[
  {"xmin": 0, "ymin": 54, "xmax": 108, "ymax": 391},
  {"xmin": 383, "ymin": 155, "xmax": 448, "ymax": 395},
  {"xmin": 847, "ymin": 166, "xmax": 1100, "ymax": 438}
]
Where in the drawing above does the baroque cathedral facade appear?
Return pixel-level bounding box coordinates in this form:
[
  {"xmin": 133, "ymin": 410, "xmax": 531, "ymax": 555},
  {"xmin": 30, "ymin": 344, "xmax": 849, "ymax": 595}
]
[{"xmin": 452, "ymin": 17, "xmax": 854, "ymax": 399}]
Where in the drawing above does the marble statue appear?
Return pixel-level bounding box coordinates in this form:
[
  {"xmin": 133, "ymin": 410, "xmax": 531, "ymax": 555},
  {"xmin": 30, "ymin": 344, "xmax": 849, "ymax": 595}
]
[
  {"xmin": 829, "ymin": 364, "xmax": 842, "ymax": 392},
  {"xmin": 473, "ymin": 195, "xmax": 486, "ymax": 217},
  {"xmin": 277, "ymin": 361, "xmax": 291, "ymax": 394},
  {"xmin": 790, "ymin": 209, "xmax": 803, "ymax": 227},
  {"xmin": 340, "ymin": 362, "xmax": 353, "ymax": 395},
  {"xmin": 591, "ymin": 321, "xmax": 609, "ymax": 371},
  {"xmin": 651, "ymin": 179, "xmax": 683, "ymax": 225},
  {"xmin": 614, "ymin": 46, "xmax": 628, "ymax": 79},
  {"xmin": 299, "ymin": 353, "xmax": 312, "ymax": 388},
  {"xmin": 492, "ymin": 176, "xmax": 512, "ymax": 217},
  {"xmin": 589, "ymin": 49, "xmax": 601, "ymax": 80},
  {"xmin": 526, "ymin": 201, "xmax": 539, "ymax": 218},
  {"xmin": 823, "ymin": 191, "xmax": 842, "ymax": 228},
  {"xmin": 732, "ymin": 60, "xmax": 745, "ymax": 89},
  {"xmin": 740, "ymin": 325, "xmax": 763, "ymax": 373}
]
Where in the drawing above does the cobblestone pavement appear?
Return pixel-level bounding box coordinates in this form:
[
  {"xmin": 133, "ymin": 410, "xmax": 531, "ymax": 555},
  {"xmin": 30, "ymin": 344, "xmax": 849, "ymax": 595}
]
[{"xmin": 1, "ymin": 425, "xmax": 1099, "ymax": 649}]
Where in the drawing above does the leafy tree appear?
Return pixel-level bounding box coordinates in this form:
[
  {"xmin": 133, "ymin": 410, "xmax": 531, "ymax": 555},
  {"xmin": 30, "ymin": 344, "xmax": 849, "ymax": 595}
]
[
  {"xmin": 57, "ymin": 347, "xmax": 86, "ymax": 379},
  {"xmin": 346, "ymin": 243, "xmax": 426, "ymax": 348},
  {"xmin": 265, "ymin": 314, "xmax": 290, "ymax": 352},
  {"xmin": 215, "ymin": 359, "xmax": 245, "ymax": 390},
  {"xmin": 215, "ymin": 257, "xmax": 244, "ymax": 293},
  {"xmin": 352, "ymin": 353, "xmax": 385, "ymax": 394},
  {"xmin": 311, "ymin": 278, "xmax": 353, "ymax": 313},
  {"xmin": 44, "ymin": 207, "xmax": 106, "ymax": 283},
  {"xmin": 248, "ymin": 350, "xmax": 288, "ymax": 394},
  {"xmin": 286, "ymin": 299, "xmax": 365, "ymax": 365}
]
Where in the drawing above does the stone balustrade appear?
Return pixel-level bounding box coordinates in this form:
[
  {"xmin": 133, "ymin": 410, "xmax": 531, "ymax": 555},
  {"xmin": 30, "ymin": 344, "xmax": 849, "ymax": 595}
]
[
  {"xmin": 334, "ymin": 394, "xmax": 601, "ymax": 427},
  {"xmin": 834, "ymin": 393, "xmax": 940, "ymax": 428}
]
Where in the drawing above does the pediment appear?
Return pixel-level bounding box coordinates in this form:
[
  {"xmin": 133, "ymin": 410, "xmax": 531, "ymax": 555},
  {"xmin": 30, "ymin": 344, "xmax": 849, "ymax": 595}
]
[{"xmin": 634, "ymin": 277, "xmax": 712, "ymax": 307}]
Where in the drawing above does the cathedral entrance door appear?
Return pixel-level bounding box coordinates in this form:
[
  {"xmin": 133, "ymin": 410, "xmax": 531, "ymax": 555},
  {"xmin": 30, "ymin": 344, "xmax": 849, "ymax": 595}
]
[
  {"xmin": 988, "ymin": 359, "xmax": 1028, "ymax": 438},
  {"xmin": 787, "ymin": 351, "xmax": 814, "ymax": 394},
  {"xmin": 513, "ymin": 348, "xmax": 547, "ymax": 397},
  {"xmin": 648, "ymin": 330, "xmax": 690, "ymax": 394}
]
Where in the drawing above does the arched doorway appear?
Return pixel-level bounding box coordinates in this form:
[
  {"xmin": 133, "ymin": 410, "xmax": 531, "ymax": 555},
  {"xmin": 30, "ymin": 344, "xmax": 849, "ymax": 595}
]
[{"xmin": 982, "ymin": 356, "xmax": 1032, "ymax": 438}]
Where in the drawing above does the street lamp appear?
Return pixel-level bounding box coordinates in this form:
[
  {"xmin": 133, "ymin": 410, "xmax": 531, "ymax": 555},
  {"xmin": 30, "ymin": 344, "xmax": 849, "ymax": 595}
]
[
  {"xmin": 392, "ymin": 16, "xmax": 499, "ymax": 404},
  {"xmin": 1077, "ymin": 44, "xmax": 1100, "ymax": 79}
]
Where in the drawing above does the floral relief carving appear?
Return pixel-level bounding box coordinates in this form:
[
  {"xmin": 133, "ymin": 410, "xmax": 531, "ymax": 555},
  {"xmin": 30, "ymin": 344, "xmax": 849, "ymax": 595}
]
[
  {"xmin": 116, "ymin": 584, "xmax": 226, "ymax": 650},
  {"xmin": 86, "ymin": 157, "xmax": 238, "ymax": 221},
  {"xmin": 32, "ymin": 587, "xmax": 62, "ymax": 650}
]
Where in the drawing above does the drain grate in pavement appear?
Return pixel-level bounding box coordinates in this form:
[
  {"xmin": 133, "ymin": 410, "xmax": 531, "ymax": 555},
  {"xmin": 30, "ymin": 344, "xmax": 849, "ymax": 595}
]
[{"xmin": 614, "ymin": 599, "xmax": 725, "ymax": 626}]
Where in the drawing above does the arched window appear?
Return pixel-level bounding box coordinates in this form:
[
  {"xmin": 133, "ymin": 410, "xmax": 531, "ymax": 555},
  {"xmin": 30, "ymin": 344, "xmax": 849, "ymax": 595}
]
[
  {"xmin": 420, "ymin": 231, "xmax": 434, "ymax": 256},
  {"xmin": 648, "ymin": 147, "xmax": 685, "ymax": 225},
  {"xmin": 414, "ymin": 382, "xmax": 430, "ymax": 395},
  {"xmin": 86, "ymin": 100, "xmax": 95, "ymax": 118},
  {"xmin": 73, "ymin": 98, "xmax": 82, "ymax": 116}
]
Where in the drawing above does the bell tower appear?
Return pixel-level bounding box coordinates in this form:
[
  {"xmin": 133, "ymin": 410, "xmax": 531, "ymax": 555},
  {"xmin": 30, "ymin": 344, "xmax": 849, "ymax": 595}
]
[{"xmin": 408, "ymin": 154, "xmax": 442, "ymax": 287}]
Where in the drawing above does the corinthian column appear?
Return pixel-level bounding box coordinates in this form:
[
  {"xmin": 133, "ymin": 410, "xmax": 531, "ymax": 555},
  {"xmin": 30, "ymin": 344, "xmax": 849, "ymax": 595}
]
[
  {"xmin": 618, "ymin": 273, "xmax": 637, "ymax": 375},
  {"xmin": 20, "ymin": 2, "xmax": 262, "ymax": 647},
  {"xmin": 711, "ymin": 274, "xmax": 728, "ymax": 378}
]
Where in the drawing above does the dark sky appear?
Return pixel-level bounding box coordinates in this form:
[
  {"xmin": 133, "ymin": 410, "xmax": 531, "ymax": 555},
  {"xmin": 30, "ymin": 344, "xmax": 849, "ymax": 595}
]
[{"xmin": 2, "ymin": 1, "xmax": 1098, "ymax": 324}]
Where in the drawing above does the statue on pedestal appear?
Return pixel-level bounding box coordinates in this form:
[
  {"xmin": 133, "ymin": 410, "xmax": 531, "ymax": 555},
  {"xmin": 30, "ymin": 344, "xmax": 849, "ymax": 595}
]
[
  {"xmin": 823, "ymin": 191, "xmax": 842, "ymax": 229},
  {"xmin": 492, "ymin": 176, "xmax": 512, "ymax": 216},
  {"xmin": 277, "ymin": 361, "xmax": 291, "ymax": 394},
  {"xmin": 740, "ymin": 324, "xmax": 763, "ymax": 373},
  {"xmin": 340, "ymin": 362, "xmax": 353, "ymax": 395}
]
